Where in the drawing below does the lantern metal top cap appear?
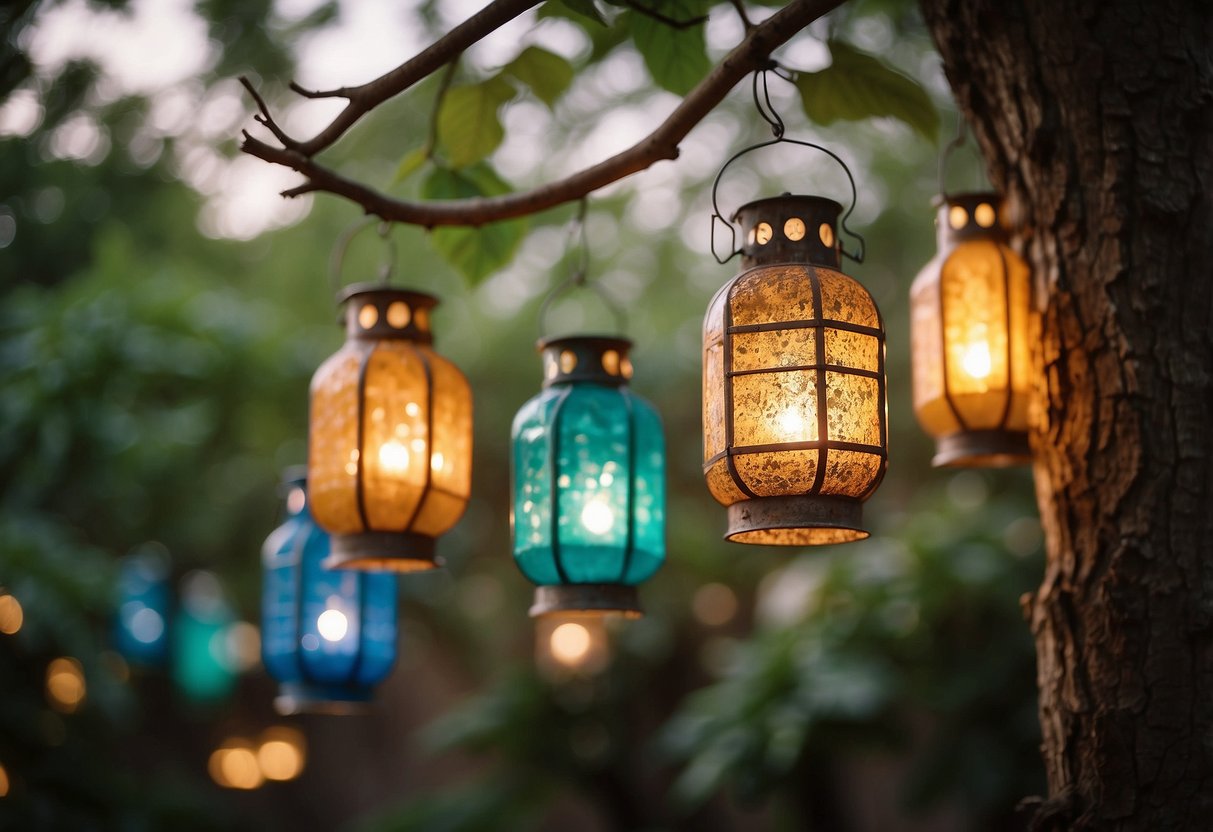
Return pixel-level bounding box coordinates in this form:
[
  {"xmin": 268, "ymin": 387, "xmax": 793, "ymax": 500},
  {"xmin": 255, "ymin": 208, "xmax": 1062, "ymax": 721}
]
[
  {"xmin": 732, "ymin": 193, "xmax": 844, "ymax": 270},
  {"xmin": 338, "ymin": 283, "xmax": 437, "ymax": 343},
  {"xmin": 337, "ymin": 282, "xmax": 438, "ymax": 309},
  {"xmin": 933, "ymin": 191, "xmax": 1010, "ymax": 245},
  {"xmin": 537, "ymin": 334, "xmax": 634, "ymax": 388}
]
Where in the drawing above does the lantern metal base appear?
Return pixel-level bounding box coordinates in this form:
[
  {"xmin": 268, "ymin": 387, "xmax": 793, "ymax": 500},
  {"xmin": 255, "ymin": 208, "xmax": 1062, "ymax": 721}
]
[
  {"xmin": 324, "ymin": 532, "xmax": 440, "ymax": 572},
  {"xmin": 932, "ymin": 430, "xmax": 1031, "ymax": 468},
  {"xmin": 528, "ymin": 584, "xmax": 643, "ymax": 619},
  {"xmin": 725, "ymin": 494, "xmax": 868, "ymax": 546},
  {"xmin": 274, "ymin": 682, "xmax": 372, "ymax": 716}
]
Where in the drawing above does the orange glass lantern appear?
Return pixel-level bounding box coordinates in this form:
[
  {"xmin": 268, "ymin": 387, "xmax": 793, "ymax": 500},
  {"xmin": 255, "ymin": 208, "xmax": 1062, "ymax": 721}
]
[
  {"xmin": 703, "ymin": 193, "xmax": 887, "ymax": 545},
  {"xmin": 910, "ymin": 192, "xmax": 1031, "ymax": 466},
  {"xmin": 308, "ymin": 284, "xmax": 472, "ymax": 571}
]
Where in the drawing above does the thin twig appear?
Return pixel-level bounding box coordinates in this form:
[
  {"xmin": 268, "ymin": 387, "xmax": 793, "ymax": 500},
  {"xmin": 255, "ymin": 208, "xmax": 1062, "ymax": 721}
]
[
  {"xmin": 293, "ymin": 0, "xmax": 541, "ymax": 157},
  {"xmin": 625, "ymin": 1, "xmax": 709, "ymax": 29},
  {"xmin": 729, "ymin": 0, "xmax": 755, "ymax": 31},
  {"xmin": 241, "ymin": 0, "xmax": 846, "ymax": 227}
]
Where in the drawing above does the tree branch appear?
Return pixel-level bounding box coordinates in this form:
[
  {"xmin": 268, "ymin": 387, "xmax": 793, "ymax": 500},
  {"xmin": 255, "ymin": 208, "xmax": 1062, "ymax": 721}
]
[
  {"xmin": 241, "ymin": 0, "xmax": 846, "ymax": 228},
  {"xmin": 279, "ymin": 0, "xmax": 542, "ymax": 157}
]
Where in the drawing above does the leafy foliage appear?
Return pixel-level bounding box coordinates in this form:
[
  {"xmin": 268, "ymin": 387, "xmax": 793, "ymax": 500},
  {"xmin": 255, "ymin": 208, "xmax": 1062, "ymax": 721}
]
[
  {"xmin": 795, "ymin": 40, "xmax": 940, "ymax": 141},
  {"xmin": 629, "ymin": 0, "xmax": 713, "ymax": 96},
  {"xmin": 502, "ymin": 46, "xmax": 575, "ymax": 109},
  {"xmin": 420, "ymin": 164, "xmax": 528, "ymax": 284},
  {"xmin": 436, "ymin": 76, "xmax": 517, "ymax": 169}
]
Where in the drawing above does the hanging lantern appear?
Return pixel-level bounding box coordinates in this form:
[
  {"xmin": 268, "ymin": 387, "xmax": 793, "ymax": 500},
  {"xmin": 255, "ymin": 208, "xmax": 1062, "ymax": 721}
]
[
  {"xmin": 262, "ymin": 468, "xmax": 398, "ymax": 714},
  {"xmin": 113, "ymin": 547, "xmax": 171, "ymax": 668},
  {"xmin": 704, "ymin": 178, "xmax": 887, "ymax": 544},
  {"xmin": 172, "ymin": 570, "xmax": 238, "ymax": 704},
  {"xmin": 910, "ymin": 192, "xmax": 1031, "ymax": 466},
  {"xmin": 511, "ymin": 337, "xmax": 666, "ymax": 618},
  {"xmin": 308, "ymin": 283, "xmax": 473, "ymax": 571}
]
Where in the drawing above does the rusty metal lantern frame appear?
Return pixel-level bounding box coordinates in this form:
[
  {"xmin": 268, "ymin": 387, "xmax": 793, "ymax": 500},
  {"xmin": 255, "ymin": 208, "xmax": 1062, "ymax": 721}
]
[{"xmin": 702, "ymin": 70, "xmax": 888, "ymax": 545}]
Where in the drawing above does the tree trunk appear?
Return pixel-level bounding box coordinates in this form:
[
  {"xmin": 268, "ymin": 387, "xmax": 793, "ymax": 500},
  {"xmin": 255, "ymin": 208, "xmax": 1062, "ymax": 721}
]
[{"xmin": 918, "ymin": 1, "xmax": 1213, "ymax": 828}]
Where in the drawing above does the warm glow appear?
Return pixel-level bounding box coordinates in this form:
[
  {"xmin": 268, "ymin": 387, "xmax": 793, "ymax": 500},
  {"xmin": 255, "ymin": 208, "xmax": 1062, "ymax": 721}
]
[
  {"xmin": 46, "ymin": 657, "xmax": 86, "ymax": 712},
  {"xmin": 257, "ymin": 727, "xmax": 306, "ymax": 782},
  {"xmin": 775, "ymin": 407, "xmax": 806, "ymax": 440},
  {"xmin": 210, "ymin": 741, "xmax": 264, "ymax": 790},
  {"xmin": 960, "ymin": 341, "xmax": 992, "ymax": 380},
  {"xmin": 580, "ymin": 499, "xmax": 615, "ymax": 535},
  {"xmin": 692, "ymin": 583, "xmax": 739, "ymax": 627},
  {"xmin": 377, "ymin": 438, "xmax": 410, "ymax": 474},
  {"xmin": 549, "ymin": 622, "xmax": 592, "ymax": 665},
  {"xmin": 431, "ymin": 451, "xmax": 445, "ymax": 471},
  {"xmin": 317, "ymin": 608, "xmax": 349, "ymax": 642},
  {"xmin": 0, "ymin": 761, "xmax": 8, "ymax": 797},
  {"xmin": 224, "ymin": 621, "xmax": 261, "ymax": 672},
  {"xmin": 0, "ymin": 593, "xmax": 23, "ymax": 635}
]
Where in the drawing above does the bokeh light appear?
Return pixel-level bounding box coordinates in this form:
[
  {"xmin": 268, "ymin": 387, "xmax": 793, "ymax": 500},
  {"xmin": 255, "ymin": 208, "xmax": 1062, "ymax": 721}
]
[
  {"xmin": 0, "ymin": 592, "xmax": 23, "ymax": 635},
  {"xmin": 692, "ymin": 582, "xmax": 739, "ymax": 627},
  {"xmin": 550, "ymin": 622, "xmax": 592, "ymax": 665},
  {"xmin": 209, "ymin": 739, "xmax": 264, "ymax": 790},
  {"xmin": 257, "ymin": 727, "xmax": 306, "ymax": 782},
  {"xmin": 45, "ymin": 657, "xmax": 86, "ymax": 713},
  {"xmin": 0, "ymin": 761, "xmax": 9, "ymax": 797}
]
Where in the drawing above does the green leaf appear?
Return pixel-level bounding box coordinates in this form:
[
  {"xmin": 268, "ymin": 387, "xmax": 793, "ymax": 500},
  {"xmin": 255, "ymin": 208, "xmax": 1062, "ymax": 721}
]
[
  {"xmin": 436, "ymin": 76, "xmax": 516, "ymax": 169},
  {"xmin": 794, "ymin": 40, "xmax": 939, "ymax": 141},
  {"xmin": 392, "ymin": 146, "xmax": 430, "ymax": 184},
  {"xmin": 629, "ymin": 0, "xmax": 712, "ymax": 96},
  {"xmin": 420, "ymin": 164, "xmax": 527, "ymax": 284},
  {"xmin": 548, "ymin": 0, "xmax": 607, "ymax": 25},
  {"xmin": 502, "ymin": 46, "xmax": 574, "ymax": 108}
]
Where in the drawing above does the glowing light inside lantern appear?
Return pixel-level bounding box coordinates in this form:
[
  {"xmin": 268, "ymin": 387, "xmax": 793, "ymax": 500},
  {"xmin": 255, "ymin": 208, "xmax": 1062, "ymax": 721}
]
[
  {"xmin": 316, "ymin": 609, "xmax": 349, "ymax": 642},
  {"xmin": 377, "ymin": 439, "xmax": 409, "ymax": 474},
  {"xmin": 580, "ymin": 499, "xmax": 615, "ymax": 535},
  {"xmin": 961, "ymin": 342, "xmax": 992, "ymax": 380}
]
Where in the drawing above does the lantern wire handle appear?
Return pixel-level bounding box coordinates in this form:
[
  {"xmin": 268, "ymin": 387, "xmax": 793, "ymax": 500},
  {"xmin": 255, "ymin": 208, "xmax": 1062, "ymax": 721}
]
[
  {"xmin": 538, "ymin": 198, "xmax": 626, "ymax": 338},
  {"xmin": 710, "ymin": 69, "xmax": 866, "ymax": 265},
  {"xmin": 328, "ymin": 218, "xmax": 397, "ymax": 296},
  {"xmin": 937, "ymin": 116, "xmax": 969, "ymax": 199}
]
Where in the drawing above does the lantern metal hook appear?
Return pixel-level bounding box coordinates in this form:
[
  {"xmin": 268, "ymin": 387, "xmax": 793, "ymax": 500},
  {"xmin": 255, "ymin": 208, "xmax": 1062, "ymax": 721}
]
[
  {"xmin": 937, "ymin": 116, "xmax": 970, "ymax": 199},
  {"xmin": 328, "ymin": 217, "xmax": 397, "ymax": 296},
  {"xmin": 710, "ymin": 69, "xmax": 866, "ymax": 265},
  {"xmin": 538, "ymin": 198, "xmax": 626, "ymax": 338}
]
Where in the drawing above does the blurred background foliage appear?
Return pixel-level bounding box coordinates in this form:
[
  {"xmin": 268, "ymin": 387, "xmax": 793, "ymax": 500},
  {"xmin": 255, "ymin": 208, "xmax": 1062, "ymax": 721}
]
[{"xmin": 0, "ymin": 1, "xmax": 1042, "ymax": 830}]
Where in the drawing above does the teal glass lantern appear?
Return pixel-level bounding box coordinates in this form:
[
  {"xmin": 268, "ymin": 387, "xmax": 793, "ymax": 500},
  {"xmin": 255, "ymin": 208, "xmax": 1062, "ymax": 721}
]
[
  {"xmin": 262, "ymin": 468, "xmax": 398, "ymax": 714},
  {"xmin": 511, "ymin": 337, "xmax": 666, "ymax": 618}
]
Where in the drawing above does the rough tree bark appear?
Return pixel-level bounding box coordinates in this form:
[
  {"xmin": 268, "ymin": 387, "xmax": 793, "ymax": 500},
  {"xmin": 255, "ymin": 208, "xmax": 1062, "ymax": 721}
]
[{"xmin": 920, "ymin": 1, "xmax": 1213, "ymax": 828}]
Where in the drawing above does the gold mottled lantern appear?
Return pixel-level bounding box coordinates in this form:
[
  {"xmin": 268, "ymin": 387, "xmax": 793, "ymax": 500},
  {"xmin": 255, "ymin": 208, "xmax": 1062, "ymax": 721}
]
[
  {"xmin": 910, "ymin": 192, "xmax": 1031, "ymax": 467},
  {"xmin": 309, "ymin": 284, "xmax": 473, "ymax": 571},
  {"xmin": 703, "ymin": 194, "xmax": 887, "ymax": 545}
]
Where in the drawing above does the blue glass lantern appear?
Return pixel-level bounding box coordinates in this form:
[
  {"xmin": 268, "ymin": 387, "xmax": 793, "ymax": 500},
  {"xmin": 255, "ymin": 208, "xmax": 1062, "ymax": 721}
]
[
  {"xmin": 262, "ymin": 468, "xmax": 398, "ymax": 714},
  {"xmin": 511, "ymin": 337, "xmax": 666, "ymax": 618},
  {"xmin": 114, "ymin": 547, "xmax": 171, "ymax": 667}
]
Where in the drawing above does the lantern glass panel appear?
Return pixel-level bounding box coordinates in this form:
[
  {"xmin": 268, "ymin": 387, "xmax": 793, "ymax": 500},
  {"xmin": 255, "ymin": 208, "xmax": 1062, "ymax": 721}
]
[
  {"xmin": 262, "ymin": 476, "xmax": 398, "ymax": 711},
  {"xmin": 910, "ymin": 193, "xmax": 1032, "ymax": 466},
  {"xmin": 512, "ymin": 338, "xmax": 665, "ymax": 617},
  {"xmin": 308, "ymin": 286, "xmax": 473, "ymax": 569}
]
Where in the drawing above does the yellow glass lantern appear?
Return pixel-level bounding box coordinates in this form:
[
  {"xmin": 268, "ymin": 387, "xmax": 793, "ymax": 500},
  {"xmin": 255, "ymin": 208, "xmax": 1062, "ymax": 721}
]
[
  {"xmin": 703, "ymin": 194, "xmax": 887, "ymax": 545},
  {"xmin": 910, "ymin": 192, "xmax": 1031, "ymax": 466},
  {"xmin": 309, "ymin": 284, "xmax": 473, "ymax": 570}
]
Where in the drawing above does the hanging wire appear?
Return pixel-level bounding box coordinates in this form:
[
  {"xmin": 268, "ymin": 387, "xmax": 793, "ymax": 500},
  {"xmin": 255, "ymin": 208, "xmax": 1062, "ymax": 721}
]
[
  {"xmin": 328, "ymin": 217, "xmax": 397, "ymax": 296},
  {"xmin": 710, "ymin": 68, "xmax": 866, "ymax": 265},
  {"xmin": 538, "ymin": 198, "xmax": 626, "ymax": 338},
  {"xmin": 937, "ymin": 115, "xmax": 969, "ymax": 199}
]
